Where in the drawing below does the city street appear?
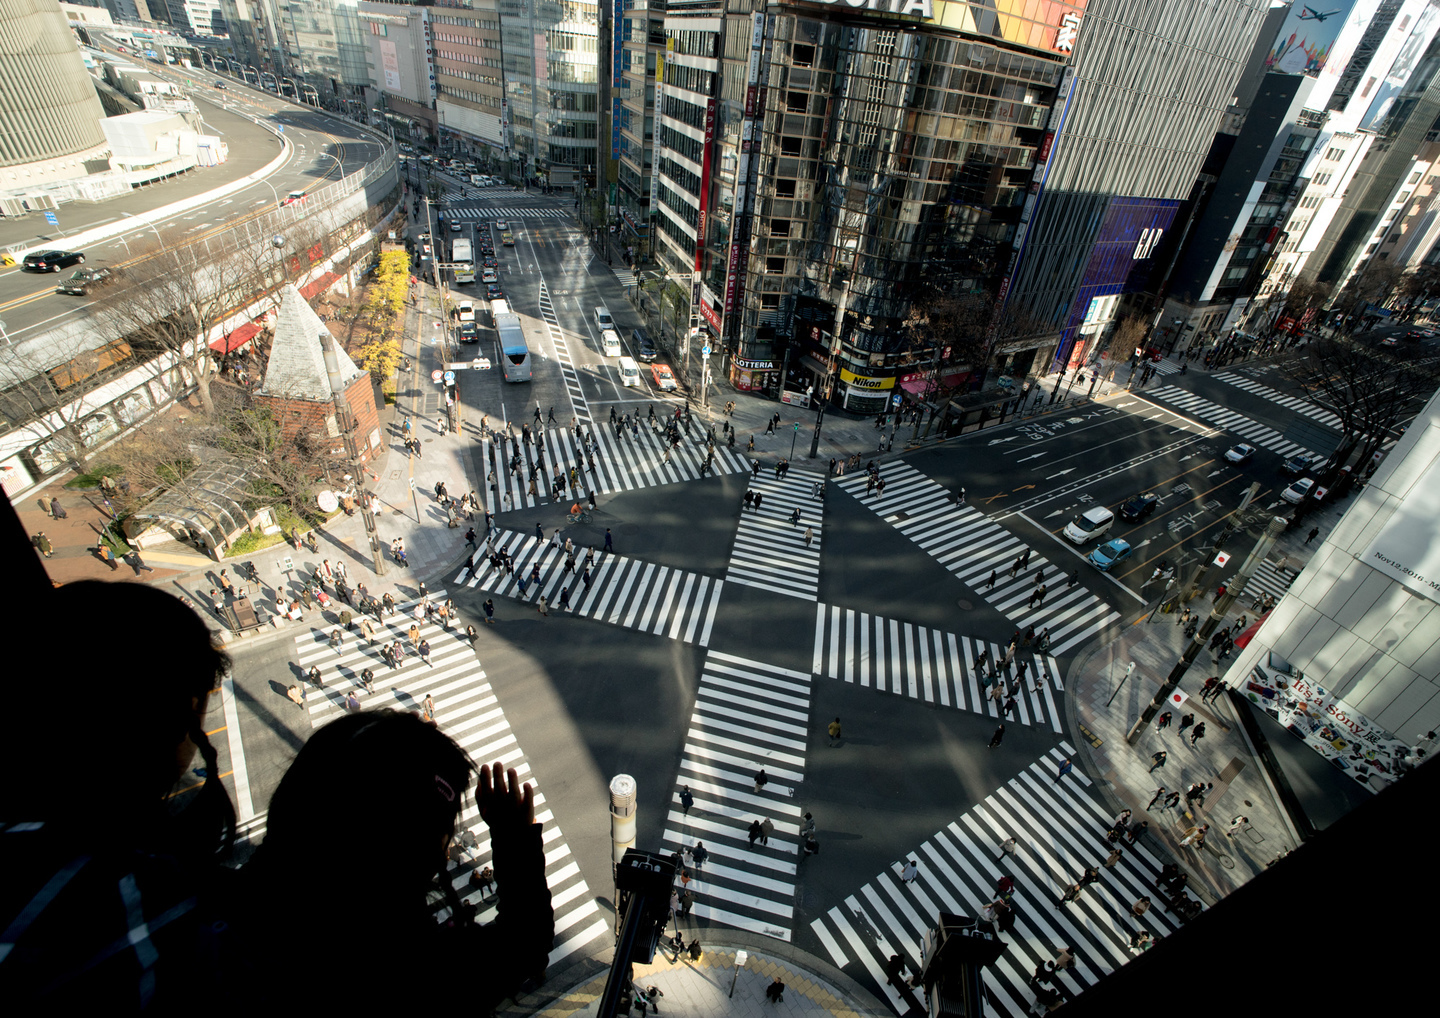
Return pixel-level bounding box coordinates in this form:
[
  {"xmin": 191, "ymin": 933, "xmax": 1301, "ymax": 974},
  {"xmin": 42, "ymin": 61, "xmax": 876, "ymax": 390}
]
[{"xmin": 199, "ymin": 196, "xmax": 1368, "ymax": 1014}]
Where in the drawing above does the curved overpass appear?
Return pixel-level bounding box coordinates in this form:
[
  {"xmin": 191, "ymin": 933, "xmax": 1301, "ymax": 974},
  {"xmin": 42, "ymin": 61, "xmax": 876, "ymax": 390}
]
[{"xmin": 0, "ymin": 61, "xmax": 388, "ymax": 343}]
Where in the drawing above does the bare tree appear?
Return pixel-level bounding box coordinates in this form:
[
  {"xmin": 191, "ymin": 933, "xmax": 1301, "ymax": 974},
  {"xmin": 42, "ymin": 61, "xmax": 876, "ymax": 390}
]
[{"xmin": 1286, "ymin": 335, "xmax": 1438, "ymax": 492}]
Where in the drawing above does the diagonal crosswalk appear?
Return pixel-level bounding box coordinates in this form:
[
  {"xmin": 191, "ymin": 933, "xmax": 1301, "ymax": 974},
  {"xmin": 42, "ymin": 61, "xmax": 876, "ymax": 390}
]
[
  {"xmin": 538, "ymin": 278, "xmax": 592, "ymax": 425},
  {"xmin": 456, "ymin": 530, "xmax": 724, "ymax": 645},
  {"xmin": 811, "ymin": 746, "xmax": 1186, "ymax": 1016},
  {"xmin": 447, "ymin": 206, "xmax": 572, "ymax": 220},
  {"xmin": 662, "ymin": 651, "xmax": 813, "ymax": 941},
  {"xmin": 836, "ymin": 464, "xmax": 1121, "ymax": 656},
  {"xmin": 1145, "ymin": 386, "xmax": 1319, "ymax": 459},
  {"xmin": 811, "ymin": 605, "xmax": 1064, "ymax": 733},
  {"xmin": 1212, "ymin": 372, "xmax": 1343, "ymax": 430},
  {"xmin": 290, "ymin": 591, "xmax": 609, "ymax": 965},
  {"xmin": 479, "ymin": 420, "xmax": 749, "ymax": 512},
  {"xmin": 725, "ymin": 467, "xmax": 826, "ymax": 600}
]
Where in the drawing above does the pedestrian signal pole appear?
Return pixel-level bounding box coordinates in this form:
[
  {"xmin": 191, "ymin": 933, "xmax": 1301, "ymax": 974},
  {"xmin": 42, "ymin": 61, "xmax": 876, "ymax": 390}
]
[
  {"xmin": 1125, "ymin": 515, "xmax": 1286, "ymax": 744},
  {"xmin": 789, "ymin": 421, "xmax": 800, "ymax": 460},
  {"xmin": 808, "ymin": 403, "xmax": 826, "ymax": 459}
]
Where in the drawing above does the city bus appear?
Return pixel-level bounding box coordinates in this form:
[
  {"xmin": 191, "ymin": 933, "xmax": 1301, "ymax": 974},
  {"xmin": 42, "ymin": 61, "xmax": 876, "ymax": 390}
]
[
  {"xmin": 452, "ymin": 237, "xmax": 474, "ymax": 284},
  {"xmin": 492, "ymin": 299, "xmax": 530, "ymax": 382}
]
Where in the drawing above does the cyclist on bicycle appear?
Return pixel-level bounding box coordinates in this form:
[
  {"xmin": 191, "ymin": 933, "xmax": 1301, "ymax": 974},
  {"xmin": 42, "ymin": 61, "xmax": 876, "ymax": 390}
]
[{"xmin": 570, "ymin": 502, "xmax": 582, "ymax": 516}]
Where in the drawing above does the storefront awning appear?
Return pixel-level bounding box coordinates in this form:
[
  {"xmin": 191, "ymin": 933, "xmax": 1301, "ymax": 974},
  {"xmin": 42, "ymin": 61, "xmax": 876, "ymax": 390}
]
[
  {"xmin": 210, "ymin": 321, "xmax": 262, "ymax": 354},
  {"xmin": 300, "ymin": 271, "xmax": 341, "ymax": 300}
]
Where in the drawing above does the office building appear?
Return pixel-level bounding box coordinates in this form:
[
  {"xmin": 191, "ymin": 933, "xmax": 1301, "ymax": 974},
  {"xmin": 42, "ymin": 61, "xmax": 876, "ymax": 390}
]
[{"xmin": 498, "ymin": 0, "xmax": 599, "ymax": 187}]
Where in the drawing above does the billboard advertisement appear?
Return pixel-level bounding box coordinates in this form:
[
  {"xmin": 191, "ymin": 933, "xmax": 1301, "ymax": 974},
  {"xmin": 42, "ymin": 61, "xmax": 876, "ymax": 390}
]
[
  {"xmin": 928, "ymin": 1, "xmax": 1088, "ymax": 55},
  {"xmin": 1266, "ymin": 0, "xmax": 1369, "ymax": 76},
  {"xmin": 1360, "ymin": 2, "xmax": 1440, "ymax": 132},
  {"xmin": 1053, "ymin": 195, "xmax": 1181, "ymax": 369}
]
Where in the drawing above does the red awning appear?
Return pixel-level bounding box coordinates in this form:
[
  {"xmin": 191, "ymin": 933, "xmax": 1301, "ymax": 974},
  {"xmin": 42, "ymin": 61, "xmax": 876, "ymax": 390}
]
[
  {"xmin": 300, "ymin": 271, "xmax": 340, "ymax": 300},
  {"xmin": 210, "ymin": 320, "xmax": 262, "ymax": 354},
  {"xmin": 899, "ymin": 379, "xmax": 928, "ymax": 395}
]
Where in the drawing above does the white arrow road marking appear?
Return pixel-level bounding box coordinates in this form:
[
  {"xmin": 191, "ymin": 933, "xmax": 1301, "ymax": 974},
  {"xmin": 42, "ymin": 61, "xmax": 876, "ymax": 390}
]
[
  {"xmin": 1045, "ymin": 469, "xmax": 1075, "ymax": 479},
  {"xmin": 1018, "ymin": 452, "xmax": 1048, "ymax": 463}
]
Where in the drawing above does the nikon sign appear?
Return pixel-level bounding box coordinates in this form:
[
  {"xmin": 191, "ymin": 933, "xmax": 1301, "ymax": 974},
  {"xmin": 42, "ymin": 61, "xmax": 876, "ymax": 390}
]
[{"xmin": 807, "ymin": 0, "xmax": 933, "ymax": 17}]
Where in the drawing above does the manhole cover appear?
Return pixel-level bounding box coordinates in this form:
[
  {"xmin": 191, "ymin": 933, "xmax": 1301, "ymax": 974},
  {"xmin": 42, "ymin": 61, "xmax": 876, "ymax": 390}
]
[{"xmin": 957, "ymin": 598, "xmax": 974, "ymax": 610}]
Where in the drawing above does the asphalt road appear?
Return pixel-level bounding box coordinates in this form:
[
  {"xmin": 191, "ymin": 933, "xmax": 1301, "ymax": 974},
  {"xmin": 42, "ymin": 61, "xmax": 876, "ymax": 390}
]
[
  {"xmin": 0, "ymin": 65, "xmax": 387, "ymax": 343},
  {"xmin": 204, "ymin": 203, "xmax": 1374, "ymax": 1012}
]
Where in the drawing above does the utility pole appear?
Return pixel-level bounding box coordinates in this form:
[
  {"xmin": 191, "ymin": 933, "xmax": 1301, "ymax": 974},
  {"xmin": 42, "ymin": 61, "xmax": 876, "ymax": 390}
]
[
  {"xmin": 1126, "ymin": 514, "xmax": 1287, "ymax": 743},
  {"xmin": 1183, "ymin": 483, "xmax": 1259, "ymax": 602}
]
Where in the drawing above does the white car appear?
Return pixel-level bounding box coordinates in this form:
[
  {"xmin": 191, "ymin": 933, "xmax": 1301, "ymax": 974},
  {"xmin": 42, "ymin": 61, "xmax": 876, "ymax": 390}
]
[
  {"xmin": 494, "ymin": 220, "xmax": 508, "ymax": 231},
  {"xmin": 450, "ymin": 220, "xmax": 462, "ymax": 233},
  {"xmin": 481, "ymin": 268, "xmax": 498, "ymax": 284},
  {"xmin": 1282, "ymin": 477, "xmax": 1316, "ymax": 504},
  {"xmin": 457, "ymin": 300, "xmax": 474, "ymax": 323},
  {"xmin": 1224, "ymin": 443, "xmax": 1257, "ymax": 464}
]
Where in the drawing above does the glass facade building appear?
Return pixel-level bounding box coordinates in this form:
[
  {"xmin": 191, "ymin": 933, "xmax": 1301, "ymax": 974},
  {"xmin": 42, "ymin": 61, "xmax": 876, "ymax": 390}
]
[
  {"xmin": 498, "ymin": 0, "xmax": 600, "ymax": 185},
  {"xmin": 652, "ymin": 0, "xmax": 1076, "ymax": 414}
]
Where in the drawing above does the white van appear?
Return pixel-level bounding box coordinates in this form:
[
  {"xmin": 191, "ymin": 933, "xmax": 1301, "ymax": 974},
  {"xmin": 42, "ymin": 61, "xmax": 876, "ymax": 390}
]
[
  {"xmin": 601, "ymin": 329, "xmax": 622, "ymax": 357},
  {"xmin": 595, "ymin": 306, "xmax": 614, "ymax": 330},
  {"xmin": 457, "ymin": 300, "xmax": 475, "ymax": 323},
  {"xmin": 618, "ymin": 355, "xmax": 640, "ymax": 387},
  {"xmin": 1063, "ymin": 506, "xmax": 1115, "ymax": 545}
]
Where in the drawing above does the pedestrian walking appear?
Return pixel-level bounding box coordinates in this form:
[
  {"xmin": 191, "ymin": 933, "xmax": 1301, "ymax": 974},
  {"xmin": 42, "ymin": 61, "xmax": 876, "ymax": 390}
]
[
  {"xmin": 1130, "ymin": 896, "xmax": 1152, "ymax": 918},
  {"xmin": 803, "ymin": 525, "xmax": 814, "ymax": 547},
  {"xmin": 765, "ymin": 978, "xmax": 785, "ymax": 1004},
  {"xmin": 760, "ymin": 817, "xmax": 774, "ymax": 846},
  {"xmin": 1009, "ymin": 554, "xmax": 1022, "ymax": 578},
  {"xmin": 359, "ymin": 668, "xmax": 375, "ymax": 694},
  {"xmin": 1054, "ymin": 757, "xmax": 1074, "ymax": 782},
  {"xmin": 748, "ymin": 819, "xmax": 763, "ymax": 847},
  {"xmin": 1147, "ymin": 786, "xmax": 1166, "ymax": 810},
  {"xmin": 1306, "ymin": 526, "xmax": 1320, "ymax": 545},
  {"xmin": 604, "ymin": 528, "xmax": 614, "ymax": 552},
  {"xmin": 996, "ymin": 837, "xmax": 1017, "ymax": 861},
  {"xmin": 900, "ymin": 859, "xmax": 920, "ymax": 883},
  {"xmin": 419, "ymin": 638, "xmax": 432, "ymax": 665},
  {"xmin": 1179, "ymin": 824, "xmax": 1208, "ymax": 848},
  {"xmin": 286, "ymin": 684, "xmax": 306, "ymax": 709},
  {"xmin": 1226, "ymin": 815, "xmax": 1251, "ymax": 838},
  {"xmin": 1155, "ymin": 710, "xmax": 1173, "ymax": 732},
  {"xmin": 1163, "ymin": 790, "xmax": 1181, "ymax": 809},
  {"xmin": 1190, "ymin": 721, "xmax": 1207, "ymax": 746},
  {"xmin": 1068, "ymin": 569, "xmax": 1078, "ymax": 589},
  {"xmin": 827, "ymin": 717, "xmax": 842, "ymax": 746},
  {"xmin": 31, "ymin": 531, "xmax": 53, "ymax": 559},
  {"xmin": 538, "ymin": 595, "xmax": 548, "ymax": 616},
  {"xmin": 754, "ymin": 768, "xmax": 768, "ymax": 793},
  {"xmin": 987, "ymin": 723, "xmax": 1006, "ymax": 749},
  {"xmin": 690, "ymin": 842, "xmax": 708, "ymax": 869},
  {"xmin": 680, "ymin": 785, "xmax": 694, "ymax": 814},
  {"xmin": 50, "ymin": 497, "xmax": 67, "ymax": 520},
  {"xmin": 1177, "ymin": 712, "xmax": 1195, "ymax": 735},
  {"xmin": 987, "ymin": 569, "xmax": 997, "ymax": 589},
  {"xmin": 1149, "ymin": 750, "xmax": 1168, "ymax": 772},
  {"xmin": 1105, "ymin": 845, "xmax": 1123, "ymax": 868},
  {"xmin": 559, "ymin": 587, "xmax": 571, "ymax": 611},
  {"xmin": 98, "ymin": 544, "xmax": 118, "ymax": 571}
]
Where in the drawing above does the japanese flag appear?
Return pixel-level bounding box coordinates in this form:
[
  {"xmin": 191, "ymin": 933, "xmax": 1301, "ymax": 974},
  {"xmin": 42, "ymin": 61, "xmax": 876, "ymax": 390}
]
[{"xmin": 1167, "ymin": 689, "xmax": 1189, "ymax": 708}]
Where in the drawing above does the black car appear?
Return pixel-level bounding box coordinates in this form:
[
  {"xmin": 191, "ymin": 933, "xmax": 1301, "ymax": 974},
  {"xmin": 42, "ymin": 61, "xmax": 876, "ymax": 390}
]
[
  {"xmin": 55, "ymin": 266, "xmax": 114, "ymax": 295},
  {"xmin": 1119, "ymin": 492, "xmax": 1159, "ymax": 523},
  {"xmin": 1282, "ymin": 452, "xmax": 1322, "ymax": 477},
  {"xmin": 636, "ymin": 330, "xmax": 658, "ymax": 363},
  {"xmin": 457, "ymin": 321, "xmax": 479, "ymax": 344},
  {"xmin": 23, "ymin": 250, "xmax": 85, "ymax": 273},
  {"xmin": 486, "ymin": 284, "xmax": 504, "ymax": 300}
]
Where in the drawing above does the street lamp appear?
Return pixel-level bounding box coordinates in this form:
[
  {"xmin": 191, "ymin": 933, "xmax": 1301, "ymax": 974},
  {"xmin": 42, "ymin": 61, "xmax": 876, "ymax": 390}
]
[{"xmin": 121, "ymin": 212, "xmax": 167, "ymax": 255}]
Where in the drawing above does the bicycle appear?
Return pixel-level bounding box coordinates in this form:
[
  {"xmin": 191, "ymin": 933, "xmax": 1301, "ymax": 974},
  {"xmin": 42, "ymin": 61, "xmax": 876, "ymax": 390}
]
[{"xmin": 567, "ymin": 510, "xmax": 592, "ymax": 524}]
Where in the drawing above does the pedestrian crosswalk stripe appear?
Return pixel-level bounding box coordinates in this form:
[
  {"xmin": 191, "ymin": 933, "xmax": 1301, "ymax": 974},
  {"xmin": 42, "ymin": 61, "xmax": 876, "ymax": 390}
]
[
  {"xmin": 1145, "ymin": 386, "xmax": 1318, "ymax": 459},
  {"xmin": 443, "ymin": 205, "xmax": 573, "ymax": 219},
  {"xmin": 811, "ymin": 746, "xmax": 1185, "ymax": 1017},
  {"xmin": 290, "ymin": 590, "xmax": 608, "ymax": 963},
  {"xmin": 1212, "ymin": 372, "xmax": 1342, "ymax": 431},
  {"xmin": 662, "ymin": 650, "xmax": 814, "ymax": 941},
  {"xmin": 612, "ymin": 268, "xmax": 637, "ymax": 287},
  {"xmin": 811, "ymin": 604, "xmax": 1063, "ymax": 732},
  {"xmin": 1240, "ymin": 556, "xmax": 1296, "ymax": 605},
  {"xmin": 538, "ymin": 278, "xmax": 593, "ymax": 425},
  {"xmin": 456, "ymin": 530, "xmax": 723, "ymax": 646},
  {"xmin": 836, "ymin": 464, "xmax": 1121, "ymax": 656},
  {"xmin": 439, "ymin": 186, "xmax": 524, "ymax": 201},
  {"xmin": 726, "ymin": 468, "xmax": 826, "ymax": 600},
  {"xmin": 478, "ymin": 417, "xmax": 749, "ymax": 513}
]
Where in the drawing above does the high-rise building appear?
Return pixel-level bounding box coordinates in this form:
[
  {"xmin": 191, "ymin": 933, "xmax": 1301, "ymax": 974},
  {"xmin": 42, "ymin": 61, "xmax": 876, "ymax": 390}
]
[
  {"xmin": 218, "ymin": 0, "xmax": 286, "ymax": 75},
  {"xmin": 0, "ymin": 0, "xmax": 112, "ymax": 190},
  {"xmin": 1001, "ymin": 0, "xmax": 1271, "ymax": 377},
  {"xmin": 614, "ymin": 0, "xmax": 664, "ymax": 258},
  {"xmin": 651, "ymin": 1, "xmax": 1085, "ymax": 413},
  {"xmin": 429, "ymin": 0, "xmax": 507, "ymax": 163},
  {"xmin": 357, "ymin": 1, "xmax": 438, "ymax": 141},
  {"xmin": 498, "ymin": 0, "xmax": 599, "ymax": 187}
]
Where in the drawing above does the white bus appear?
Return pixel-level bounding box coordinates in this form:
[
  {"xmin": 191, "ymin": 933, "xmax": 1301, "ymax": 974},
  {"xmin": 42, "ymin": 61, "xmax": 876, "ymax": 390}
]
[
  {"xmin": 452, "ymin": 237, "xmax": 474, "ymax": 284},
  {"xmin": 494, "ymin": 299, "xmax": 530, "ymax": 382}
]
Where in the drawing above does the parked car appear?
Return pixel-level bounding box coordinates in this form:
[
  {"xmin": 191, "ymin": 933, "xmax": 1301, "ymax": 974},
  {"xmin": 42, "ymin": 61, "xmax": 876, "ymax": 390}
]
[
  {"xmin": 55, "ymin": 266, "xmax": 114, "ymax": 295},
  {"xmin": 1282, "ymin": 452, "xmax": 1321, "ymax": 477},
  {"xmin": 1282, "ymin": 477, "xmax": 1316, "ymax": 504},
  {"xmin": 1224, "ymin": 442, "xmax": 1257, "ymax": 465},
  {"xmin": 1118, "ymin": 492, "xmax": 1159, "ymax": 523},
  {"xmin": 23, "ymin": 250, "xmax": 85, "ymax": 272},
  {"xmin": 1088, "ymin": 539, "xmax": 1133, "ymax": 572}
]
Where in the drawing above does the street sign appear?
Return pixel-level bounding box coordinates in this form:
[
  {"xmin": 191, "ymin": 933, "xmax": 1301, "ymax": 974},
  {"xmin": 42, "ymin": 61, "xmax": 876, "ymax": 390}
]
[
  {"xmin": 701, "ymin": 345, "xmax": 710, "ymax": 356},
  {"xmin": 281, "ymin": 555, "xmax": 294, "ymax": 573},
  {"xmin": 431, "ymin": 369, "xmax": 443, "ymax": 383},
  {"xmin": 409, "ymin": 477, "xmax": 416, "ymax": 489},
  {"xmin": 892, "ymin": 393, "xmax": 902, "ymax": 407},
  {"xmin": 443, "ymin": 370, "xmax": 456, "ymax": 384},
  {"xmin": 1213, "ymin": 552, "xmax": 1231, "ymax": 567},
  {"xmin": 44, "ymin": 212, "xmax": 57, "ymax": 225}
]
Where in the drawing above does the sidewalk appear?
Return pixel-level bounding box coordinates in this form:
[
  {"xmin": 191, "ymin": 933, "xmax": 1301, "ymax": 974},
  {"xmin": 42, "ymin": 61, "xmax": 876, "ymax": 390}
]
[
  {"xmin": 517, "ymin": 942, "xmax": 887, "ymax": 1018},
  {"xmin": 1062, "ymin": 502, "xmax": 1347, "ymax": 904}
]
